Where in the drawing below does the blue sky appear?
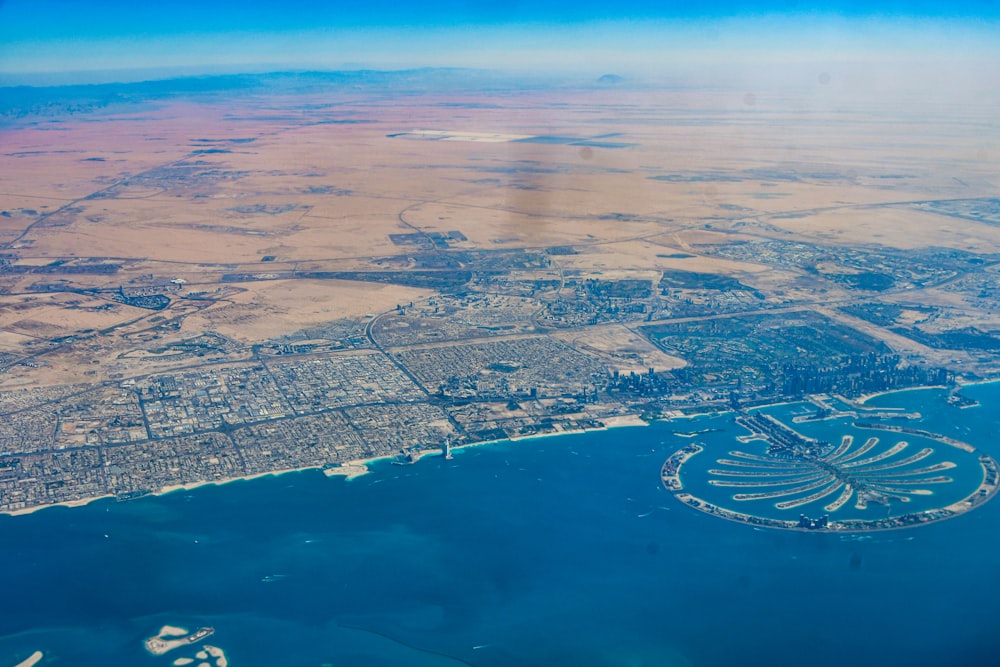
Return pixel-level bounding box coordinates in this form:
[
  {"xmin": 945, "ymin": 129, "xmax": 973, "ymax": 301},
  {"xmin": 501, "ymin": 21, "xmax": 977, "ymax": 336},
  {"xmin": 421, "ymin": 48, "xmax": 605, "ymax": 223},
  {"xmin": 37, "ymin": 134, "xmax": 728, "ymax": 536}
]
[{"xmin": 1, "ymin": 1, "xmax": 998, "ymax": 83}]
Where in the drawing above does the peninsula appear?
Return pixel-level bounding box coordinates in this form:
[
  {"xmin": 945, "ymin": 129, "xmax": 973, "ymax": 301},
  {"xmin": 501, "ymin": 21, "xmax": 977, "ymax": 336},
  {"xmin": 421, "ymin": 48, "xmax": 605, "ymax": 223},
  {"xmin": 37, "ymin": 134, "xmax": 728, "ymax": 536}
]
[{"xmin": 11, "ymin": 652, "xmax": 43, "ymax": 667}]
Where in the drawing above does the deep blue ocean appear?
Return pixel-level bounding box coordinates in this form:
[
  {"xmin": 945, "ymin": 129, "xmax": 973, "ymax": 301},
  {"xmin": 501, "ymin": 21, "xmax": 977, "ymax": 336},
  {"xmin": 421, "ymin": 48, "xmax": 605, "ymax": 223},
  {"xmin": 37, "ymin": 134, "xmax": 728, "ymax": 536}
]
[{"xmin": 2, "ymin": 383, "xmax": 999, "ymax": 667}]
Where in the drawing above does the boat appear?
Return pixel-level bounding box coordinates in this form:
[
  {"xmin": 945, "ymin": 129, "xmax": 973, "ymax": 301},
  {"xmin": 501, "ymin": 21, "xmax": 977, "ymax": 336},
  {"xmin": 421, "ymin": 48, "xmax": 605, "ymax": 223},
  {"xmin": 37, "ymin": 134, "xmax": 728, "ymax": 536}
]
[{"xmin": 188, "ymin": 627, "xmax": 214, "ymax": 642}]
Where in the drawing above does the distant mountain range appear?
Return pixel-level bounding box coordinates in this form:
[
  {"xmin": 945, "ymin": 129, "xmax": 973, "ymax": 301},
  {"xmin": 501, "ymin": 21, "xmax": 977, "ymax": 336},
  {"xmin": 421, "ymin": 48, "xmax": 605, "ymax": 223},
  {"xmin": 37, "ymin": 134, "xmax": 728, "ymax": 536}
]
[{"xmin": 0, "ymin": 68, "xmax": 600, "ymax": 121}]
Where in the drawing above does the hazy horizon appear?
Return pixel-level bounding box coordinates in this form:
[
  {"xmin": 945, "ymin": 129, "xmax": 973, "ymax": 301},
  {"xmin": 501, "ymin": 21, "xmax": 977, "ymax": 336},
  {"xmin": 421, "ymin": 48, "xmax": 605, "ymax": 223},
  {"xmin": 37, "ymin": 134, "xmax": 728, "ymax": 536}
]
[{"xmin": 1, "ymin": 1, "xmax": 998, "ymax": 87}]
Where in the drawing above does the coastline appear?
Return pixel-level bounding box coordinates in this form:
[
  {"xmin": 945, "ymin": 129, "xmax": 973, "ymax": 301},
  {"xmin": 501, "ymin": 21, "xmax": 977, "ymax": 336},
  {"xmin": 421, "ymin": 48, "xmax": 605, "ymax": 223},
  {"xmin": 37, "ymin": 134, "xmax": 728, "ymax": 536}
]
[
  {"xmin": 1, "ymin": 414, "xmax": 649, "ymax": 517},
  {"xmin": 507, "ymin": 414, "xmax": 648, "ymax": 442},
  {"xmin": 7, "ymin": 381, "xmax": 997, "ymax": 518},
  {"xmin": 858, "ymin": 377, "xmax": 1000, "ymax": 405},
  {"xmin": 3, "ymin": 466, "xmax": 347, "ymax": 518},
  {"xmin": 6, "ymin": 494, "xmax": 116, "ymax": 517},
  {"xmin": 954, "ymin": 377, "xmax": 1000, "ymax": 390},
  {"xmin": 857, "ymin": 385, "xmax": 948, "ymax": 405},
  {"xmin": 661, "ymin": 408, "xmax": 1000, "ymax": 534}
]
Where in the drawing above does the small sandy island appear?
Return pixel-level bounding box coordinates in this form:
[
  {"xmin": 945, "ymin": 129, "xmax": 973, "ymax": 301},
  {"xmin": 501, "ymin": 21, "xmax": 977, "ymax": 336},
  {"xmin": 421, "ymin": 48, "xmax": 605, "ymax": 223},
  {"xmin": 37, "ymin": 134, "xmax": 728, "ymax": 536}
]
[
  {"xmin": 170, "ymin": 645, "xmax": 227, "ymax": 667},
  {"xmin": 12, "ymin": 651, "xmax": 43, "ymax": 667},
  {"xmin": 205, "ymin": 645, "xmax": 229, "ymax": 667},
  {"xmin": 323, "ymin": 462, "xmax": 369, "ymax": 479}
]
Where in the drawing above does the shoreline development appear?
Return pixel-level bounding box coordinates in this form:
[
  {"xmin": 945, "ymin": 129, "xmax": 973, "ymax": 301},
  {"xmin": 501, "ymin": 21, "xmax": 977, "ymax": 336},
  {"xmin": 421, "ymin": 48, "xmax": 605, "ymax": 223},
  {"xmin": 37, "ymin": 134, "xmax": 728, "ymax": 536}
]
[
  {"xmin": 6, "ymin": 382, "xmax": 996, "ymax": 520},
  {"xmin": 662, "ymin": 406, "xmax": 1000, "ymax": 532},
  {"xmin": 2, "ymin": 62, "xmax": 999, "ymax": 667},
  {"xmin": 1, "ymin": 71, "xmax": 998, "ymax": 524},
  {"xmin": 3, "ymin": 415, "xmax": 648, "ymax": 517},
  {"xmin": 2, "ymin": 381, "xmax": 992, "ymax": 520},
  {"xmin": 857, "ymin": 378, "xmax": 999, "ymax": 406}
]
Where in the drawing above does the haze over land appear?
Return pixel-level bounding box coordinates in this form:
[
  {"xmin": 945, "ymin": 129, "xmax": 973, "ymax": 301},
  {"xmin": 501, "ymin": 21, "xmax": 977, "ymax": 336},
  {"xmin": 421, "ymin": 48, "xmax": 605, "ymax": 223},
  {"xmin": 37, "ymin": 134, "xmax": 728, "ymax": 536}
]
[
  {"xmin": 1, "ymin": 3, "xmax": 999, "ymax": 666},
  {"xmin": 0, "ymin": 59, "xmax": 998, "ymax": 512},
  {"xmin": 2, "ymin": 0, "xmax": 999, "ymax": 85}
]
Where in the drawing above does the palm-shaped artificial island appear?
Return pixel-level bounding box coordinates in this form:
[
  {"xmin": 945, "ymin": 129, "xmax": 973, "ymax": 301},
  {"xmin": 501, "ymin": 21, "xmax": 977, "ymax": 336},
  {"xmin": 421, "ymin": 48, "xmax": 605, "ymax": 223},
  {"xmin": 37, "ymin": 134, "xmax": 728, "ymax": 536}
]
[{"xmin": 662, "ymin": 407, "xmax": 999, "ymax": 532}]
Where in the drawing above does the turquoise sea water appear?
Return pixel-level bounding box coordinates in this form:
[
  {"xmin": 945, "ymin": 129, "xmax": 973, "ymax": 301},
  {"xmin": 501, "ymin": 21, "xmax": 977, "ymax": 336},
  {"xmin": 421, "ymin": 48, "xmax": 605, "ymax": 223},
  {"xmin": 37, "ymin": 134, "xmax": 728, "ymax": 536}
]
[
  {"xmin": 679, "ymin": 398, "xmax": 988, "ymax": 522},
  {"xmin": 1, "ymin": 383, "xmax": 999, "ymax": 667}
]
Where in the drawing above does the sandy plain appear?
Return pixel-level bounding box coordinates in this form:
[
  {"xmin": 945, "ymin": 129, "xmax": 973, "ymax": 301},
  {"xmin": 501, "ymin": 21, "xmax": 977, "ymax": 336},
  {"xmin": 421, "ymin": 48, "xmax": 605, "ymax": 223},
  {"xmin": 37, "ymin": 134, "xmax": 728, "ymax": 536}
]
[
  {"xmin": 0, "ymin": 82, "xmax": 997, "ymax": 390},
  {"xmin": 551, "ymin": 324, "xmax": 687, "ymax": 374},
  {"xmin": 0, "ymin": 77, "xmax": 998, "ymax": 516},
  {"xmin": 180, "ymin": 278, "xmax": 435, "ymax": 342}
]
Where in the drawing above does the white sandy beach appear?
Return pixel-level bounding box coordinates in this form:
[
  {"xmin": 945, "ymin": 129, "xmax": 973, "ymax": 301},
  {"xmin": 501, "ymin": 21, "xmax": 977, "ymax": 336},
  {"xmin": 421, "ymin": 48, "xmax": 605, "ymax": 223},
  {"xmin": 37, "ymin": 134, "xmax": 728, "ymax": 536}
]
[
  {"xmin": 3, "ymin": 413, "xmax": 653, "ymax": 516},
  {"xmin": 505, "ymin": 413, "xmax": 649, "ymax": 443},
  {"xmin": 7, "ymin": 494, "xmax": 115, "ymax": 517},
  {"xmin": 856, "ymin": 385, "xmax": 948, "ymax": 404}
]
